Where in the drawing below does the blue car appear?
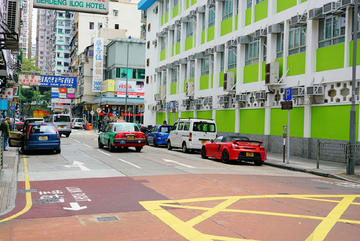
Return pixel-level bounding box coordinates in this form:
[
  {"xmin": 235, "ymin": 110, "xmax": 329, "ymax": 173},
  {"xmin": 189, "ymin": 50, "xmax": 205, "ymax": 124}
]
[
  {"xmin": 146, "ymin": 125, "xmax": 172, "ymax": 147},
  {"xmin": 9, "ymin": 123, "xmax": 61, "ymax": 154}
]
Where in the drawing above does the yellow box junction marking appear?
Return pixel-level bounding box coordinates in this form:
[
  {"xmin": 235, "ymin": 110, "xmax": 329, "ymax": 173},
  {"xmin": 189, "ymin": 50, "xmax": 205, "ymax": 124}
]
[{"xmin": 140, "ymin": 195, "xmax": 360, "ymax": 241}]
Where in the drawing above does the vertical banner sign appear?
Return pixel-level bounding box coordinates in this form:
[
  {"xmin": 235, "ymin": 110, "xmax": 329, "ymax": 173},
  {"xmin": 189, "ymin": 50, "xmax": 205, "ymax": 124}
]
[{"xmin": 93, "ymin": 38, "xmax": 104, "ymax": 92}]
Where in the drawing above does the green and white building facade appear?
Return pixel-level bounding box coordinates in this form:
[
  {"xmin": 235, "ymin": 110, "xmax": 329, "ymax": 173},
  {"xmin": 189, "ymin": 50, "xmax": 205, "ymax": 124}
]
[{"xmin": 138, "ymin": 0, "xmax": 360, "ymax": 159}]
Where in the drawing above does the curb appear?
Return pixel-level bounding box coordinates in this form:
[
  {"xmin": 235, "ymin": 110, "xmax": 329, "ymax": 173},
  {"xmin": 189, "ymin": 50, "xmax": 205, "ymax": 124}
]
[{"xmin": 264, "ymin": 162, "xmax": 360, "ymax": 184}]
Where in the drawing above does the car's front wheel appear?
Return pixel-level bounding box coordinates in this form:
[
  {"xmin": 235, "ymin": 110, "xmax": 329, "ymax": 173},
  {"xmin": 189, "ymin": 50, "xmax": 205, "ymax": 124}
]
[
  {"xmin": 108, "ymin": 141, "xmax": 115, "ymax": 152},
  {"xmin": 201, "ymin": 147, "xmax": 208, "ymax": 159},
  {"xmin": 98, "ymin": 138, "xmax": 104, "ymax": 148},
  {"xmin": 221, "ymin": 150, "xmax": 230, "ymax": 164},
  {"xmin": 153, "ymin": 138, "xmax": 158, "ymax": 147},
  {"xmin": 167, "ymin": 140, "xmax": 172, "ymax": 150},
  {"xmin": 182, "ymin": 142, "xmax": 189, "ymax": 153}
]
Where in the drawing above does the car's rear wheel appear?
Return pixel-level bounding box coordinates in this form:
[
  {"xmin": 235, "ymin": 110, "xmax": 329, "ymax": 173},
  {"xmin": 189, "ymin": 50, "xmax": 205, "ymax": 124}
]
[
  {"xmin": 201, "ymin": 147, "xmax": 208, "ymax": 159},
  {"xmin": 66, "ymin": 134, "xmax": 70, "ymax": 137},
  {"xmin": 167, "ymin": 140, "xmax": 172, "ymax": 150},
  {"xmin": 221, "ymin": 150, "xmax": 230, "ymax": 164},
  {"xmin": 98, "ymin": 138, "xmax": 104, "ymax": 148},
  {"xmin": 254, "ymin": 161, "xmax": 263, "ymax": 166},
  {"xmin": 108, "ymin": 141, "xmax": 115, "ymax": 152},
  {"xmin": 153, "ymin": 138, "xmax": 158, "ymax": 147},
  {"xmin": 136, "ymin": 147, "xmax": 142, "ymax": 152},
  {"xmin": 182, "ymin": 142, "xmax": 189, "ymax": 153}
]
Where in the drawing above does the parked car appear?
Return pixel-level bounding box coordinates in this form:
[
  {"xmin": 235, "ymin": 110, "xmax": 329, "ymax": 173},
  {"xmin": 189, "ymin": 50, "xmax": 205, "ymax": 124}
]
[
  {"xmin": 43, "ymin": 114, "xmax": 71, "ymax": 137},
  {"xmin": 9, "ymin": 123, "xmax": 61, "ymax": 154},
  {"xmin": 200, "ymin": 135, "xmax": 267, "ymax": 165},
  {"xmin": 98, "ymin": 122, "xmax": 146, "ymax": 152},
  {"xmin": 71, "ymin": 118, "xmax": 83, "ymax": 129},
  {"xmin": 167, "ymin": 119, "xmax": 217, "ymax": 153},
  {"xmin": 70, "ymin": 118, "xmax": 74, "ymax": 128},
  {"xmin": 22, "ymin": 118, "xmax": 44, "ymax": 133},
  {"xmin": 146, "ymin": 125, "xmax": 172, "ymax": 147}
]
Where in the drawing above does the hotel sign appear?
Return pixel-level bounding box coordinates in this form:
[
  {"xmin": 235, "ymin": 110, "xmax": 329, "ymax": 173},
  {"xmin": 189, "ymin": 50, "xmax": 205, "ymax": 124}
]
[{"xmin": 34, "ymin": 0, "xmax": 109, "ymax": 15}]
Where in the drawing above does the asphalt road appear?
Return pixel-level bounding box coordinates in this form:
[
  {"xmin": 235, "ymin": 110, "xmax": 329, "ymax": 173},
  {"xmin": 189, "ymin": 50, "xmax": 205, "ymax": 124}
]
[{"xmin": 0, "ymin": 129, "xmax": 360, "ymax": 241}]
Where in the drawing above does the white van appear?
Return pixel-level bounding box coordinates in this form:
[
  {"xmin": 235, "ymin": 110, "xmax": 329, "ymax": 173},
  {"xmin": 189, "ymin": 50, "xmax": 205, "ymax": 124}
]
[
  {"xmin": 44, "ymin": 114, "xmax": 72, "ymax": 137},
  {"xmin": 167, "ymin": 118, "xmax": 217, "ymax": 153}
]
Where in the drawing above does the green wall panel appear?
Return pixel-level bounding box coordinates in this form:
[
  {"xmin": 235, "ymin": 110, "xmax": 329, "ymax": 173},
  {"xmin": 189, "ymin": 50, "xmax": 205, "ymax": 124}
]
[
  {"xmin": 275, "ymin": 57, "xmax": 283, "ymax": 78},
  {"xmin": 181, "ymin": 111, "xmax": 194, "ymax": 119},
  {"xmin": 219, "ymin": 71, "xmax": 224, "ymax": 87},
  {"xmin": 169, "ymin": 112, "xmax": 179, "ymax": 125},
  {"xmin": 191, "ymin": 0, "xmax": 196, "ymax": 6},
  {"xmin": 161, "ymin": 16, "xmax": 163, "ymax": 26},
  {"xmin": 270, "ymin": 107, "xmax": 304, "ymax": 137},
  {"xmin": 311, "ymin": 105, "xmax": 359, "ymax": 141},
  {"xmin": 156, "ymin": 112, "xmax": 166, "ymax": 125},
  {"xmin": 287, "ymin": 52, "xmax": 306, "ymax": 76},
  {"xmin": 245, "ymin": 8, "xmax": 252, "ymax": 26},
  {"xmin": 235, "ymin": 14, "xmax": 238, "ymax": 30},
  {"xmin": 216, "ymin": 110, "xmax": 235, "ymax": 132},
  {"xmin": 277, "ymin": 0, "xmax": 297, "ymax": 13},
  {"xmin": 349, "ymin": 40, "xmax": 360, "ymax": 66},
  {"xmin": 197, "ymin": 110, "xmax": 212, "ymax": 120},
  {"xmin": 240, "ymin": 109, "xmax": 265, "ymax": 135},
  {"xmin": 170, "ymin": 82, "xmax": 177, "ymax": 95},
  {"xmin": 207, "ymin": 26, "xmax": 215, "ymax": 42},
  {"xmin": 176, "ymin": 42, "xmax": 180, "ymax": 55},
  {"xmin": 244, "ymin": 63, "xmax": 259, "ymax": 84},
  {"xmin": 221, "ymin": 17, "xmax": 233, "ymax": 36},
  {"xmin": 172, "ymin": 5, "xmax": 179, "ymax": 18},
  {"xmin": 316, "ymin": 44, "xmax": 344, "ymax": 72},
  {"xmin": 160, "ymin": 49, "xmax": 166, "ymax": 61},
  {"xmin": 255, "ymin": 0, "xmax": 268, "ymax": 22},
  {"xmin": 301, "ymin": 0, "xmax": 307, "ymax": 2},
  {"xmin": 201, "ymin": 30, "xmax": 205, "ymax": 45},
  {"xmin": 227, "ymin": 68, "xmax": 237, "ymax": 84},
  {"xmin": 200, "ymin": 75, "xmax": 209, "ymax": 90},
  {"xmin": 165, "ymin": 12, "xmax": 169, "ymax": 23},
  {"xmin": 184, "ymin": 78, "xmax": 194, "ymax": 92},
  {"xmin": 185, "ymin": 36, "xmax": 193, "ymax": 51},
  {"xmin": 262, "ymin": 61, "xmax": 266, "ymax": 81},
  {"xmin": 186, "ymin": 0, "xmax": 189, "ymax": 9}
]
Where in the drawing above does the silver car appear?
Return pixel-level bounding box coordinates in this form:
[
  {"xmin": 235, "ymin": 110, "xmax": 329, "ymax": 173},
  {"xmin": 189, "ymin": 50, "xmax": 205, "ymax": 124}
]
[{"xmin": 44, "ymin": 114, "xmax": 72, "ymax": 137}]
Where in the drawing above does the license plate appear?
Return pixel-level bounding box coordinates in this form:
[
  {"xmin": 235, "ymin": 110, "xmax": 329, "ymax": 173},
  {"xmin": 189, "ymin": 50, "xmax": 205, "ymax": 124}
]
[
  {"xmin": 126, "ymin": 135, "xmax": 135, "ymax": 140},
  {"xmin": 60, "ymin": 126, "xmax": 65, "ymax": 129},
  {"xmin": 201, "ymin": 140, "xmax": 207, "ymax": 144},
  {"xmin": 39, "ymin": 136, "xmax": 48, "ymax": 140},
  {"xmin": 246, "ymin": 152, "xmax": 254, "ymax": 157}
]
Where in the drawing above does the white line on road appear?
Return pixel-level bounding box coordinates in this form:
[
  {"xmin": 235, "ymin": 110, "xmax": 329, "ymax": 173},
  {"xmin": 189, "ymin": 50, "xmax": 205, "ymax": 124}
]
[
  {"xmin": 83, "ymin": 144, "xmax": 92, "ymax": 148},
  {"xmin": 73, "ymin": 139, "xmax": 81, "ymax": 143},
  {"xmin": 97, "ymin": 150, "xmax": 111, "ymax": 156},
  {"xmin": 118, "ymin": 158, "xmax": 142, "ymax": 169},
  {"xmin": 162, "ymin": 158, "xmax": 196, "ymax": 168}
]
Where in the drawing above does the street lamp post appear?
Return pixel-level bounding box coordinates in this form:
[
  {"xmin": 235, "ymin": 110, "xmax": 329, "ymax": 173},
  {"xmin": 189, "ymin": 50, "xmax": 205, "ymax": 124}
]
[{"xmin": 124, "ymin": 36, "xmax": 131, "ymax": 122}]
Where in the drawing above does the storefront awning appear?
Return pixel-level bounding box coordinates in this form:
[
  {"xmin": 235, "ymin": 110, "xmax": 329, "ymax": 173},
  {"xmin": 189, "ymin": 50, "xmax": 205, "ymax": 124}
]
[{"xmin": 93, "ymin": 96, "xmax": 144, "ymax": 105}]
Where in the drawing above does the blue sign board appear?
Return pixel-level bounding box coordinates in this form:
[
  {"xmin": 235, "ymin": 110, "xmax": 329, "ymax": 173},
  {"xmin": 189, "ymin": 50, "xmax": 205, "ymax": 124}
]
[
  {"xmin": 173, "ymin": 101, "xmax": 176, "ymax": 108},
  {"xmin": 284, "ymin": 88, "xmax": 292, "ymax": 101},
  {"xmin": 40, "ymin": 76, "xmax": 77, "ymax": 88},
  {"xmin": 0, "ymin": 100, "xmax": 8, "ymax": 110},
  {"xmin": 113, "ymin": 111, "xmax": 117, "ymax": 116},
  {"xmin": 51, "ymin": 93, "xmax": 59, "ymax": 98}
]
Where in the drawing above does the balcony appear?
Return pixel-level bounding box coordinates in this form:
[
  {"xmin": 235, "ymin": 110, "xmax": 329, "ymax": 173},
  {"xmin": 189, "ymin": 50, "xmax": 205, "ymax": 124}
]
[{"xmin": 141, "ymin": 11, "xmax": 147, "ymax": 24}]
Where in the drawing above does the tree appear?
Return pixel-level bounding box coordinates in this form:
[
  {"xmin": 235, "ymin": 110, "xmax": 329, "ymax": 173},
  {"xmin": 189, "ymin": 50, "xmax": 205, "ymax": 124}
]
[
  {"xmin": 19, "ymin": 57, "xmax": 42, "ymax": 74},
  {"xmin": 19, "ymin": 87, "xmax": 51, "ymax": 116}
]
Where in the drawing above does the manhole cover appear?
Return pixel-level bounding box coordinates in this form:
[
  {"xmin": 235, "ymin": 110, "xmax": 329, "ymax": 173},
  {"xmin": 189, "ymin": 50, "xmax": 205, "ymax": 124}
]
[
  {"xmin": 17, "ymin": 189, "xmax": 37, "ymax": 193},
  {"xmin": 35, "ymin": 198, "xmax": 62, "ymax": 204},
  {"xmin": 97, "ymin": 217, "xmax": 118, "ymax": 222}
]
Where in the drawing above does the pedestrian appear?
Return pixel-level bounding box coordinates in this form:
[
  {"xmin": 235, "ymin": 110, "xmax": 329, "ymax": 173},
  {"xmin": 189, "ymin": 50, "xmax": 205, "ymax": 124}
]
[
  {"xmin": 163, "ymin": 120, "xmax": 167, "ymax": 125},
  {"xmin": 0, "ymin": 117, "xmax": 10, "ymax": 151},
  {"xmin": 98, "ymin": 119, "xmax": 102, "ymax": 133}
]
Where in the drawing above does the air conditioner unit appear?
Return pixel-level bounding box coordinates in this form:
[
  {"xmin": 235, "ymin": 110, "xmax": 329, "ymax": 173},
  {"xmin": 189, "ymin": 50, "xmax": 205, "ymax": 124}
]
[
  {"xmin": 218, "ymin": 96, "xmax": 229, "ymax": 104},
  {"xmin": 189, "ymin": 54, "xmax": 196, "ymax": 60},
  {"xmin": 290, "ymin": 15, "xmax": 307, "ymax": 26},
  {"xmin": 223, "ymin": 72, "xmax": 235, "ymax": 91},
  {"xmin": 154, "ymin": 93, "xmax": 161, "ymax": 101},
  {"xmin": 195, "ymin": 99, "xmax": 203, "ymax": 105},
  {"xmin": 152, "ymin": 105, "xmax": 158, "ymax": 111},
  {"xmin": 207, "ymin": 0, "xmax": 215, "ymax": 6},
  {"xmin": 195, "ymin": 52, "xmax": 204, "ymax": 59},
  {"xmin": 341, "ymin": 0, "xmax": 360, "ymax": 7},
  {"xmin": 203, "ymin": 97, "xmax": 209, "ymax": 105},
  {"xmin": 255, "ymin": 29, "xmax": 267, "ymax": 38},
  {"xmin": 182, "ymin": 99, "xmax": 190, "ymax": 106},
  {"xmin": 152, "ymin": 39, "xmax": 158, "ymax": 46},
  {"xmin": 186, "ymin": 81, "xmax": 194, "ymax": 96},
  {"xmin": 238, "ymin": 36, "xmax": 250, "ymax": 44},
  {"xmin": 160, "ymin": 85, "xmax": 166, "ymax": 99},
  {"xmin": 307, "ymin": 86, "xmax": 324, "ymax": 96},
  {"xmin": 205, "ymin": 47, "xmax": 214, "ymax": 55},
  {"xmin": 323, "ymin": 2, "xmax": 342, "ymax": 15},
  {"xmin": 181, "ymin": 16, "xmax": 190, "ymax": 23},
  {"xmin": 309, "ymin": 7, "xmax": 324, "ymax": 20},
  {"xmin": 190, "ymin": 10, "xmax": 197, "ymax": 17},
  {"xmin": 226, "ymin": 39, "xmax": 237, "ymax": 47},
  {"xmin": 215, "ymin": 44, "xmax": 224, "ymax": 52},
  {"xmin": 197, "ymin": 5, "xmax": 206, "ymax": 13},
  {"xmin": 6, "ymin": 0, "xmax": 20, "ymax": 34},
  {"xmin": 175, "ymin": 20, "xmax": 181, "ymax": 25},
  {"xmin": 235, "ymin": 94, "xmax": 247, "ymax": 102},
  {"xmin": 292, "ymin": 87, "xmax": 305, "ymax": 97},
  {"xmin": 255, "ymin": 91, "xmax": 266, "ymax": 100},
  {"xmin": 265, "ymin": 62, "xmax": 279, "ymax": 85},
  {"xmin": 148, "ymin": 104, "xmax": 153, "ymax": 110},
  {"xmin": 268, "ymin": 24, "xmax": 283, "ymax": 34}
]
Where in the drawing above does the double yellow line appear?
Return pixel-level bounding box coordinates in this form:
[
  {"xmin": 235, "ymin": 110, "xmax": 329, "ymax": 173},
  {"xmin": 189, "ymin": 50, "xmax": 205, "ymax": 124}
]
[{"xmin": 0, "ymin": 155, "xmax": 32, "ymax": 223}]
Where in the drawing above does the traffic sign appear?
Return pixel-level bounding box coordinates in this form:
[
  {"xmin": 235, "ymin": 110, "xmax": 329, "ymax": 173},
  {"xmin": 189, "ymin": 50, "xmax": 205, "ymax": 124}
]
[
  {"xmin": 96, "ymin": 108, "xmax": 102, "ymax": 113},
  {"xmin": 138, "ymin": 104, "xmax": 144, "ymax": 108},
  {"xmin": 284, "ymin": 88, "xmax": 292, "ymax": 101},
  {"xmin": 281, "ymin": 101, "xmax": 293, "ymax": 110},
  {"xmin": 90, "ymin": 110, "xmax": 95, "ymax": 116},
  {"xmin": 172, "ymin": 101, "xmax": 176, "ymax": 108}
]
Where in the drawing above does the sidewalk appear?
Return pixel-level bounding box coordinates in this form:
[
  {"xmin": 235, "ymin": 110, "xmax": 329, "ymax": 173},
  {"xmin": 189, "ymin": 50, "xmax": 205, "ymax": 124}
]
[{"xmin": 0, "ymin": 150, "xmax": 359, "ymax": 216}]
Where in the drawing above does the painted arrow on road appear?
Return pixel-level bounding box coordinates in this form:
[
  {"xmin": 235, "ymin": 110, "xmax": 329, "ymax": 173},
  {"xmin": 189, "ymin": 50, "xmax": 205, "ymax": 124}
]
[
  {"xmin": 65, "ymin": 161, "xmax": 90, "ymax": 171},
  {"xmin": 162, "ymin": 158, "xmax": 196, "ymax": 168},
  {"xmin": 63, "ymin": 202, "xmax": 87, "ymax": 211}
]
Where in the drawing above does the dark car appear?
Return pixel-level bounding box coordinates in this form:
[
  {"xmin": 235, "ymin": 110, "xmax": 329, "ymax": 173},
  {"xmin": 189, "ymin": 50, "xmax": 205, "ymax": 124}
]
[
  {"xmin": 9, "ymin": 123, "xmax": 61, "ymax": 154},
  {"xmin": 146, "ymin": 125, "xmax": 172, "ymax": 147},
  {"xmin": 201, "ymin": 135, "xmax": 267, "ymax": 165},
  {"xmin": 22, "ymin": 118, "xmax": 44, "ymax": 133}
]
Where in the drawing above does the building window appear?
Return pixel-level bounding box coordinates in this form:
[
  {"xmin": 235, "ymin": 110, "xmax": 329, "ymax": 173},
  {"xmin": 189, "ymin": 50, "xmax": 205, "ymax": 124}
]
[
  {"xmin": 58, "ymin": 29, "xmax": 63, "ymax": 34},
  {"xmin": 161, "ymin": 36, "xmax": 166, "ymax": 50},
  {"xmin": 245, "ymin": 37, "xmax": 259, "ymax": 66},
  {"xmin": 57, "ymin": 61, "xmax": 62, "ymax": 65},
  {"xmin": 201, "ymin": 57, "xmax": 209, "ymax": 76},
  {"xmin": 318, "ymin": 14, "xmax": 345, "ymax": 48},
  {"xmin": 89, "ymin": 22, "xmax": 94, "ymax": 29},
  {"xmin": 174, "ymin": 0, "xmax": 179, "ymax": 6},
  {"xmin": 190, "ymin": 60, "xmax": 195, "ymax": 79},
  {"xmin": 98, "ymin": 23, "xmax": 103, "ymax": 29},
  {"xmin": 171, "ymin": 68, "xmax": 177, "ymax": 83},
  {"xmin": 202, "ymin": 14, "xmax": 205, "ymax": 31},
  {"xmin": 64, "ymin": 53, "xmax": 70, "ymax": 58},
  {"xmin": 163, "ymin": 72, "xmax": 167, "ymax": 85},
  {"xmin": 289, "ymin": 25, "xmax": 306, "ymax": 55},
  {"xmin": 113, "ymin": 9, "xmax": 118, "ymax": 16},
  {"xmin": 176, "ymin": 25, "xmax": 181, "ymax": 43},
  {"xmin": 222, "ymin": 0, "xmax": 233, "ymax": 21},
  {"xmin": 184, "ymin": 64, "xmax": 188, "ymax": 80},
  {"xmin": 256, "ymin": 0, "xmax": 264, "ymax": 4},
  {"xmin": 276, "ymin": 32, "xmax": 284, "ymax": 58},
  {"xmin": 115, "ymin": 24, "xmax": 119, "ymax": 29},
  {"xmin": 209, "ymin": 6, "xmax": 215, "ymax": 27},
  {"xmin": 263, "ymin": 38, "xmax": 267, "ymax": 62},
  {"xmin": 65, "ymin": 29, "xmax": 70, "ymax": 34},
  {"xmin": 186, "ymin": 18, "xmax": 193, "ymax": 38},
  {"xmin": 64, "ymin": 62, "xmax": 69, "ymax": 66},
  {"xmin": 220, "ymin": 52, "xmax": 224, "ymax": 72},
  {"xmin": 228, "ymin": 47, "xmax": 237, "ymax": 70},
  {"xmin": 247, "ymin": 0, "xmax": 252, "ymax": 9}
]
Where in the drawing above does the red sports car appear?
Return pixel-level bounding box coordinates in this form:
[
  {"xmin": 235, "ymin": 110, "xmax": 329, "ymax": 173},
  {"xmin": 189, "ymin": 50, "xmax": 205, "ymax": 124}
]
[{"xmin": 201, "ymin": 135, "xmax": 267, "ymax": 165}]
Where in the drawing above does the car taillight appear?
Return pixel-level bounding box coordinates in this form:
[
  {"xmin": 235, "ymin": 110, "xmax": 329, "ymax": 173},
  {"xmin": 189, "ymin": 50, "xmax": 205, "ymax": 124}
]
[
  {"xmin": 189, "ymin": 132, "xmax": 192, "ymax": 141},
  {"xmin": 231, "ymin": 144, "xmax": 240, "ymax": 149},
  {"xmin": 26, "ymin": 125, "xmax": 31, "ymax": 140},
  {"xmin": 142, "ymin": 134, "xmax": 146, "ymax": 139},
  {"xmin": 158, "ymin": 133, "xmax": 164, "ymax": 136},
  {"xmin": 115, "ymin": 134, "xmax": 126, "ymax": 138}
]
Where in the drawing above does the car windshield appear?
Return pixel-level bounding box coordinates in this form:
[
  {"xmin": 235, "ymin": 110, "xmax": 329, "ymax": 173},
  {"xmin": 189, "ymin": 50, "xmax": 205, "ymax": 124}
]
[
  {"xmin": 159, "ymin": 126, "xmax": 171, "ymax": 133},
  {"xmin": 54, "ymin": 116, "xmax": 70, "ymax": 122},
  {"xmin": 193, "ymin": 122, "xmax": 216, "ymax": 132},
  {"xmin": 231, "ymin": 136, "xmax": 250, "ymax": 141},
  {"xmin": 114, "ymin": 124, "xmax": 140, "ymax": 132},
  {"xmin": 30, "ymin": 125, "xmax": 57, "ymax": 134},
  {"xmin": 75, "ymin": 118, "xmax": 83, "ymax": 122}
]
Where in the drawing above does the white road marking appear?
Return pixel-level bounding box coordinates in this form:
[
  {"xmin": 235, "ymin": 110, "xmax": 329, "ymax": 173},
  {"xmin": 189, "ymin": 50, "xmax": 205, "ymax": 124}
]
[
  {"xmin": 65, "ymin": 161, "xmax": 90, "ymax": 171},
  {"xmin": 63, "ymin": 202, "xmax": 87, "ymax": 211},
  {"xmin": 162, "ymin": 158, "xmax": 196, "ymax": 168},
  {"xmin": 83, "ymin": 144, "xmax": 92, "ymax": 148},
  {"xmin": 73, "ymin": 139, "xmax": 81, "ymax": 143},
  {"xmin": 118, "ymin": 158, "xmax": 142, "ymax": 169},
  {"xmin": 97, "ymin": 150, "xmax": 111, "ymax": 156}
]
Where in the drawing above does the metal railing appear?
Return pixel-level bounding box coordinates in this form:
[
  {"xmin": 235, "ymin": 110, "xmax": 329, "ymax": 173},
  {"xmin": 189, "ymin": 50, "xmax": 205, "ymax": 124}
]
[
  {"xmin": 0, "ymin": 135, "xmax": 3, "ymax": 170},
  {"xmin": 317, "ymin": 141, "xmax": 360, "ymax": 169}
]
